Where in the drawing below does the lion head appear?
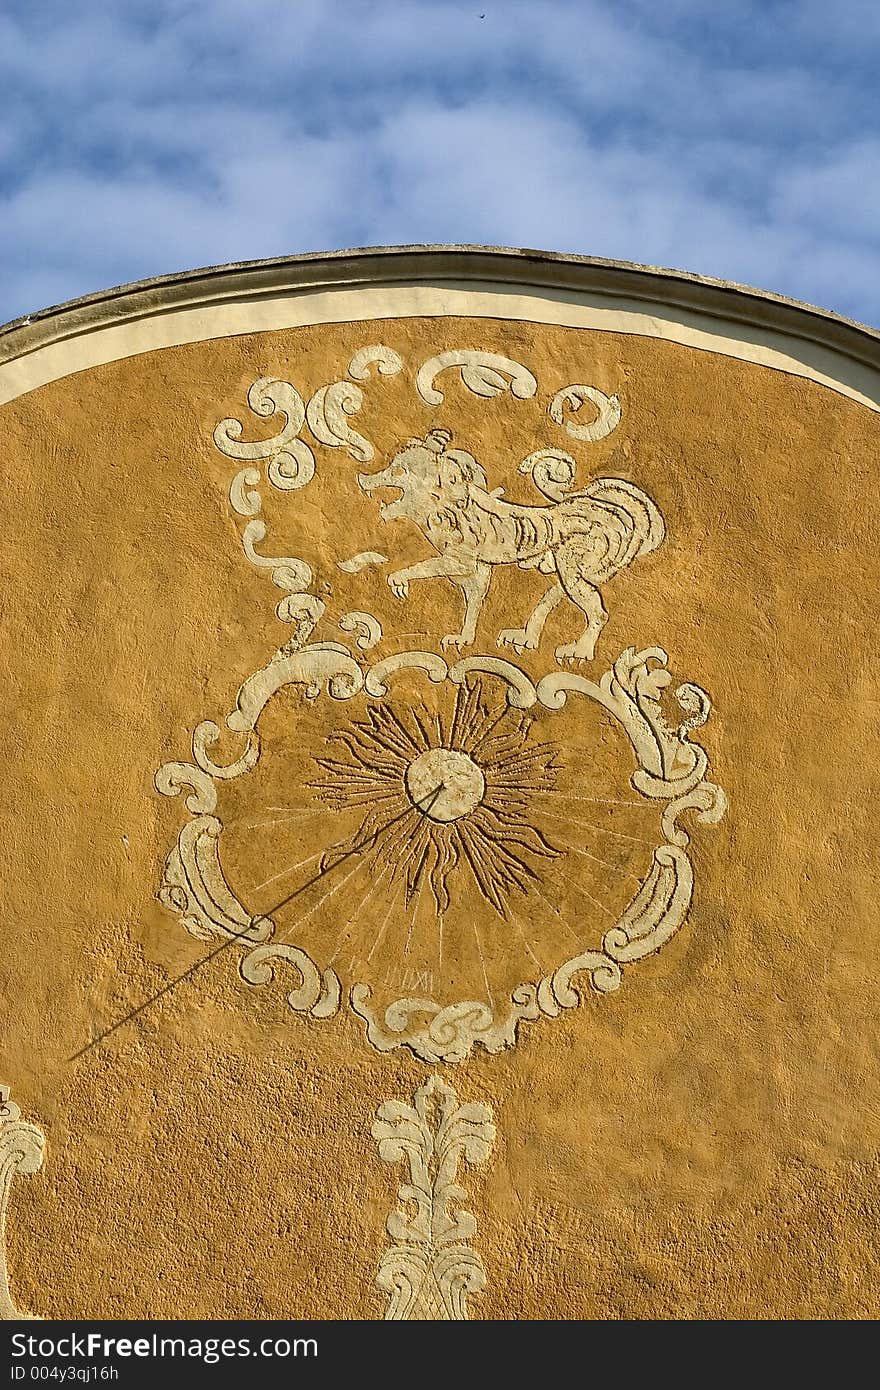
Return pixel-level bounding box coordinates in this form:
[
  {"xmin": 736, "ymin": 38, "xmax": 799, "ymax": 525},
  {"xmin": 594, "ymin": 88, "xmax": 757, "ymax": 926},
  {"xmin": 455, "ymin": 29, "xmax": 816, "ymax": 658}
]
[{"xmin": 357, "ymin": 428, "xmax": 488, "ymax": 531}]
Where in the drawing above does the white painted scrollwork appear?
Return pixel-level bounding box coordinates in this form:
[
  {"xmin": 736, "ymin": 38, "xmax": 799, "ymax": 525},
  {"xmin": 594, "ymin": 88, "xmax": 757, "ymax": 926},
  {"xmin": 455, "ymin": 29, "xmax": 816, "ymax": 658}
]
[
  {"xmin": 305, "ymin": 345, "xmax": 404, "ymax": 461},
  {"xmin": 240, "ymin": 945, "xmax": 340, "ymax": 1018},
  {"xmin": 217, "ymin": 385, "xmax": 319, "ymax": 638},
  {"xmin": 240, "ymin": 518, "xmax": 321, "ymax": 630},
  {"xmin": 352, "ymin": 985, "xmax": 541, "ymax": 1063},
  {"xmin": 549, "ymin": 384, "xmax": 622, "ymax": 442},
  {"xmin": 372, "ymin": 1076, "xmax": 494, "ymax": 1320},
  {"xmin": 192, "ymin": 722, "xmax": 260, "ymax": 781},
  {"xmin": 338, "ymin": 612, "xmax": 383, "ymax": 651},
  {"xmin": 306, "ymin": 381, "xmax": 374, "ymax": 462},
  {"xmin": 347, "ymin": 345, "xmax": 404, "ymax": 381},
  {"xmin": 1, "ymin": 1086, "xmax": 45, "ymax": 1320},
  {"xmin": 154, "ymin": 761, "xmax": 217, "ymax": 815},
  {"xmin": 157, "ymin": 814, "xmax": 272, "ymax": 945},
  {"xmin": 227, "ymin": 646, "xmax": 365, "ymax": 730},
  {"xmin": 228, "ymin": 466, "xmax": 262, "ymax": 517},
  {"xmin": 155, "ymin": 810, "xmax": 340, "ymax": 1020},
  {"xmin": 448, "ymin": 654, "xmax": 537, "ymax": 709},
  {"xmin": 156, "ymin": 343, "xmax": 727, "ymax": 1066},
  {"xmin": 416, "ymin": 350, "xmax": 537, "ymax": 406},
  {"xmin": 214, "ymin": 376, "xmax": 315, "ymax": 490}
]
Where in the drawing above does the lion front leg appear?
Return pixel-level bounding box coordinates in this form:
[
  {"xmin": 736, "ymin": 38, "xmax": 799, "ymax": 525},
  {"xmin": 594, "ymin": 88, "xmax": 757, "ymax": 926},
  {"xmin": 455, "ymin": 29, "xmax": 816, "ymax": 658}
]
[
  {"xmin": 386, "ymin": 554, "xmax": 490, "ymax": 649},
  {"xmin": 387, "ymin": 554, "xmax": 465, "ymax": 600}
]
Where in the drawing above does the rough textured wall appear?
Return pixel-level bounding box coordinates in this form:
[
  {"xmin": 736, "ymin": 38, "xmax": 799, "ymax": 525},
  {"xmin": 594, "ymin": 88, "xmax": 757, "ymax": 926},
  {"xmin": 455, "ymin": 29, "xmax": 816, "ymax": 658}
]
[{"xmin": 1, "ymin": 312, "xmax": 878, "ymax": 1320}]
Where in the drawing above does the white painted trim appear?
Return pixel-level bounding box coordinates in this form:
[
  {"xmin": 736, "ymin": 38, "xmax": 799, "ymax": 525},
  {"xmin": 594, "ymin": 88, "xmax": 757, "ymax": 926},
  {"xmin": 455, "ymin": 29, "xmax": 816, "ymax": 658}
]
[{"xmin": 3, "ymin": 267, "xmax": 879, "ymax": 412}]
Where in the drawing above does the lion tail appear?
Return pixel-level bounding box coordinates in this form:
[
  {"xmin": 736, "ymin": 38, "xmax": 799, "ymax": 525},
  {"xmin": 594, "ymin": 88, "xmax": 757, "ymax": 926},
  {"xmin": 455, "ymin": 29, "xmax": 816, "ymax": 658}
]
[{"xmin": 560, "ymin": 478, "xmax": 666, "ymax": 582}]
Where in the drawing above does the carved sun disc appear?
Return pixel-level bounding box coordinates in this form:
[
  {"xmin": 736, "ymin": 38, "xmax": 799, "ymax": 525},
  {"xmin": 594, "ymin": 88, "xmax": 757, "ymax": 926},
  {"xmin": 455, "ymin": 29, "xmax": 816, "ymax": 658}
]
[{"xmin": 405, "ymin": 748, "xmax": 485, "ymax": 822}]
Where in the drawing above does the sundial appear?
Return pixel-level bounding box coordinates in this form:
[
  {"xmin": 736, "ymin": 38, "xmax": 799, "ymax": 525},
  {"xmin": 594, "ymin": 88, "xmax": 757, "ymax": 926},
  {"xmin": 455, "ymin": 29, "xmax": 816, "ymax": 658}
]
[
  {"xmin": 215, "ymin": 663, "xmax": 671, "ymax": 1057},
  {"xmin": 155, "ymin": 354, "xmax": 724, "ymax": 1067}
]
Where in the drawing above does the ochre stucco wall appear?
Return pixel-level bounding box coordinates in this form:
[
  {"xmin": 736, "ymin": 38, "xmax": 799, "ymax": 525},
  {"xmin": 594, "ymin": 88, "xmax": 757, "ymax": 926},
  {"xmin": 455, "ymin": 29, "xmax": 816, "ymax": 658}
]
[{"xmin": 1, "ymin": 312, "xmax": 878, "ymax": 1319}]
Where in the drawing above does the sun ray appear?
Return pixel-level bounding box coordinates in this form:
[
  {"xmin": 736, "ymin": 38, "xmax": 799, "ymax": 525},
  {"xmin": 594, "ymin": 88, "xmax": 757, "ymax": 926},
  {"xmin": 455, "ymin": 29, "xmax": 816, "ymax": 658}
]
[
  {"xmin": 408, "ymin": 705, "xmax": 436, "ymax": 752},
  {"xmin": 531, "ymin": 787, "xmax": 653, "ymax": 812},
  {"xmin": 311, "ymin": 785, "xmax": 402, "ymax": 808},
  {"xmin": 276, "ymin": 850, "xmax": 370, "ymax": 931},
  {"xmin": 471, "ymin": 915, "xmax": 495, "ymax": 1009},
  {"xmin": 552, "ymin": 863, "xmax": 619, "ymax": 923},
  {"xmin": 399, "ymin": 818, "xmax": 433, "ymax": 903},
  {"xmin": 566, "ymin": 843, "xmax": 645, "ymax": 885},
  {"xmin": 528, "ymin": 881, "xmax": 581, "ymax": 944},
  {"xmin": 456, "ymin": 822, "xmax": 511, "ymax": 916},
  {"xmin": 327, "ymin": 860, "xmax": 394, "ymax": 965},
  {"xmin": 310, "ymin": 679, "xmax": 566, "ymax": 925},
  {"xmin": 364, "ymin": 725, "xmax": 414, "ymax": 764},
  {"xmin": 467, "ymin": 705, "xmax": 511, "ymax": 755},
  {"xmin": 366, "ymin": 890, "xmax": 402, "ymax": 963},
  {"xmin": 381, "ymin": 704, "xmax": 425, "ymax": 755},
  {"xmin": 537, "ymin": 805, "xmax": 659, "ymax": 850},
  {"xmin": 252, "ymin": 846, "xmax": 325, "ymax": 894},
  {"xmin": 236, "ymin": 806, "xmax": 328, "ymax": 832},
  {"xmin": 404, "ymin": 876, "xmax": 426, "ymax": 957},
  {"xmin": 332, "ymin": 732, "xmax": 406, "ymax": 775},
  {"xmin": 373, "ymin": 805, "xmax": 426, "ymax": 876},
  {"xmin": 506, "ymin": 909, "xmax": 547, "ymax": 972},
  {"xmin": 238, "ymin": 803, "xmax": 315, "ymax": 819},
  {"xmin": 449, "ymin": 679, "xmax": 480, "ymax": 750}
]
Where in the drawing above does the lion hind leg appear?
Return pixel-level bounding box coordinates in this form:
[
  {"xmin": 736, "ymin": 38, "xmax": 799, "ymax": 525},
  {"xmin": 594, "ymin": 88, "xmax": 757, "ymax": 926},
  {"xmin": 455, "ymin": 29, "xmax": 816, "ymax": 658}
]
[
  {"xmin": 554, "ymin": 546, "xmax": 608, "ymax": 663},
  {"xmin": 498, "ymin": 582, "xmax": 565, "ymax": 653}
]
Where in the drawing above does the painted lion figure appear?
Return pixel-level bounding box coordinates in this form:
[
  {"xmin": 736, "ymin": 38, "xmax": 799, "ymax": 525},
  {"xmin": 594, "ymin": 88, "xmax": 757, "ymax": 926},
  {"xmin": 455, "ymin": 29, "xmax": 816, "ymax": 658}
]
[{"xmin": 358, "ymin": 427, "xmax": 665, "ymax": 663}]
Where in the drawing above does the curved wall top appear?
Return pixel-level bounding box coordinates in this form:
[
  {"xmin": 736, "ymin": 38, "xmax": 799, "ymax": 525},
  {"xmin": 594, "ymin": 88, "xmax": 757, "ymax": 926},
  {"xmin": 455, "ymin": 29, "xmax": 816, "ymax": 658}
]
[{"xmin": 2, "ymin": 244, "xmax": 879, "ymax": 410}]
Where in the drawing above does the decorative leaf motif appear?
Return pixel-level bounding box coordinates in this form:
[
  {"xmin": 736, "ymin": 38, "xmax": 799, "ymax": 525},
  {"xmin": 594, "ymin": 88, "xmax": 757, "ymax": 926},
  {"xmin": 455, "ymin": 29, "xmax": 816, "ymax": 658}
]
[{"xmin": 372, "ymin": 1076, "xmax": 494, "ymax": 1320}]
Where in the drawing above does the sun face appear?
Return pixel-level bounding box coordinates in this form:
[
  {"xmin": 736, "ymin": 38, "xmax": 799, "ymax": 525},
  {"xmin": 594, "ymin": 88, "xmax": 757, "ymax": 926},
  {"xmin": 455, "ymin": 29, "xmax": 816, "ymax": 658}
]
[{"xmin": 311, "ymin": 681, "xmax": 563, "ymax": 917}]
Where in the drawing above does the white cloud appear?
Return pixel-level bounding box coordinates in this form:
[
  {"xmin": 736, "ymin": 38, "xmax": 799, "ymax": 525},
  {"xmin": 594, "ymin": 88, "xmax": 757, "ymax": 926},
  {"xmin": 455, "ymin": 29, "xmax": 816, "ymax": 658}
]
[{"xmin": 0, "ymin": 0, "xmax": 878, "ymax": 325}]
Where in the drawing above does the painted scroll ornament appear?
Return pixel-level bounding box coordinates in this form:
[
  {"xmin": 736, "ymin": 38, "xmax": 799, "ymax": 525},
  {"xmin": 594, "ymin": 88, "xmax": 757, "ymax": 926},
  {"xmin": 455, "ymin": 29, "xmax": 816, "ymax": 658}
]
[{"xmin": 155, "ymin": 344, "xmax": 726, "ymax": 1066}]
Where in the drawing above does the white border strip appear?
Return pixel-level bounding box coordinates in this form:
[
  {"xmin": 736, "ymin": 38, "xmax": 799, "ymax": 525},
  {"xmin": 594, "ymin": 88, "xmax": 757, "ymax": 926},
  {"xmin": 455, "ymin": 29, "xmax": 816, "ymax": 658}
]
[{"xmin": 2, "ymin": 281, "xmax": 879, "ymax": 411}]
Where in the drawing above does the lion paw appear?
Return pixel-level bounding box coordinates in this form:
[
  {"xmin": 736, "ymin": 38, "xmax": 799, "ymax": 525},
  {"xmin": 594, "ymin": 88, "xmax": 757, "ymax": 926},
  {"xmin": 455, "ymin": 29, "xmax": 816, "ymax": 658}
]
[
  {"xmin": 555, "ymin": 641, "xmax": 594, "ymax": 664},
  {"xmin": 498, "ymin": 628, "xmax": 537, "ymax": 653},
  {"xmin": 441, "ymin": 633, "xmax": 469, "ymax": 651},
  {"xmin": 388, "ymin": 573, "xmax": 409, "ymax": 600}
]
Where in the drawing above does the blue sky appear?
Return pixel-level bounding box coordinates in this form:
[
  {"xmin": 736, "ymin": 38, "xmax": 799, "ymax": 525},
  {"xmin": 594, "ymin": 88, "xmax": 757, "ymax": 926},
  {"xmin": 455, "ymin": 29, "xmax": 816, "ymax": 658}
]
[{"xmin": 2, "ymin": 0, "xmax": 879, "ymax": 326}]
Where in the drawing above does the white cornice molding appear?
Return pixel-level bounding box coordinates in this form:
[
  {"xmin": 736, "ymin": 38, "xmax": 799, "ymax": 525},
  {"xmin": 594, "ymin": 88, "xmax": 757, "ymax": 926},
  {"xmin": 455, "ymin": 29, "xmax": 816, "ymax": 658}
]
[{"xmin": 2, "ymin": 245, "xmax": 879, "ymax": 411}]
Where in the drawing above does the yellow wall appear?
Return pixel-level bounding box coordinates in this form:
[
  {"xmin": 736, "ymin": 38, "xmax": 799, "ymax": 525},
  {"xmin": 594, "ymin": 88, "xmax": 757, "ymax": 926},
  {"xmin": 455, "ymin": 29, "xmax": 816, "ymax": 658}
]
[{"xmin": 1, "ymin": 292, "xmax": 878, "ymax": 1320}]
